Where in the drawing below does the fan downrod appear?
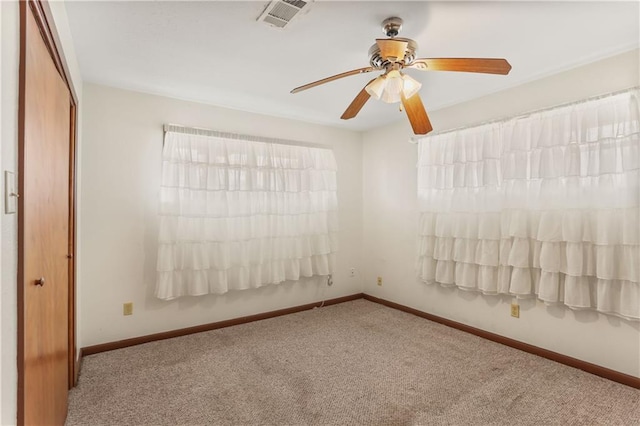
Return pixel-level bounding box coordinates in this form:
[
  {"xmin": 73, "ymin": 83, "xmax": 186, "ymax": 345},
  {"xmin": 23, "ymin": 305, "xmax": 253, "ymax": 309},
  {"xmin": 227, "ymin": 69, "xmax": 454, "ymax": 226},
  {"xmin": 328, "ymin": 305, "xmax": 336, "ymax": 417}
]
[{"xmin": 382, "ymin": 17, "xmax": 403, "ymax": 38}]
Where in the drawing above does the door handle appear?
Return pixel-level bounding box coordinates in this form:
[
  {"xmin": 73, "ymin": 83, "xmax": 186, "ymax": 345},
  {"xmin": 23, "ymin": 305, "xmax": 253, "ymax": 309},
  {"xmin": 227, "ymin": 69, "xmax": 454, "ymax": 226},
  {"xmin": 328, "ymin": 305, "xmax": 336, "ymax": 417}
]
[{"xmin": 34, "ymin": 277, "xmax": 45, "ymax": 287}]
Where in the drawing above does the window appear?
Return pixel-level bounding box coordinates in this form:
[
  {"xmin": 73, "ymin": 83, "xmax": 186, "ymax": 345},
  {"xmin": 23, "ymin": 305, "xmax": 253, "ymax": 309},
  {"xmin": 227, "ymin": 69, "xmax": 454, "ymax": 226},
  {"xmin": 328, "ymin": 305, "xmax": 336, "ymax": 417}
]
[
  {"xmin": 416, "ymin": 90, "xmax": 639, "ymax": 320},
  {"xmin": 156, "ymin": 127, "xmax": 338, "ymax": 299}
]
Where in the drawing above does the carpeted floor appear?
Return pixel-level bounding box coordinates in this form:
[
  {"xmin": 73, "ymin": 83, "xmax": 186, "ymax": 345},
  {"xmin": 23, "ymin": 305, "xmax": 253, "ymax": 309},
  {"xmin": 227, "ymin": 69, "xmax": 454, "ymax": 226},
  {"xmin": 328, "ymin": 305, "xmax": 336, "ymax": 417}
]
[{"xmin": 67, "ymin": 300, "xmax": 640, "ymax": 425}]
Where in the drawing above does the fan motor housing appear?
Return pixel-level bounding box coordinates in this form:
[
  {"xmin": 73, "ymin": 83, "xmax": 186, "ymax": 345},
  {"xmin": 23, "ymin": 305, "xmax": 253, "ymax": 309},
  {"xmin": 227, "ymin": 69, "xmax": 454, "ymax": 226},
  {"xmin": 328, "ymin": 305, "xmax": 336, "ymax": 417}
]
[{"xmin": 368, "ymin": 37, "xmax": 418, "ymax": 69}]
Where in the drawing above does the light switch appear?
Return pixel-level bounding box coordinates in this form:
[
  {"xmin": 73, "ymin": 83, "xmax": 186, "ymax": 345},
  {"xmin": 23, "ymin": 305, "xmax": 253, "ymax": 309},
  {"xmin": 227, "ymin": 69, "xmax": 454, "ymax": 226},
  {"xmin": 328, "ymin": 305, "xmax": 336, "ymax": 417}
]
[{"xmin": 4, "ymin": 171, "xmax": 17, "ymax": 214}]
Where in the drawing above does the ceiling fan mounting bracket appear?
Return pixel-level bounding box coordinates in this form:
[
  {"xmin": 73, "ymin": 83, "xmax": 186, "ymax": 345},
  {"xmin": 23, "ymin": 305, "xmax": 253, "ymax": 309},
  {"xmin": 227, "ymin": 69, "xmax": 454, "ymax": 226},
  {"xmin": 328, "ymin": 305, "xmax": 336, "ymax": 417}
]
[{"xmin": 381, "ymin": 17, "xmax": 403, "ymax": 38}]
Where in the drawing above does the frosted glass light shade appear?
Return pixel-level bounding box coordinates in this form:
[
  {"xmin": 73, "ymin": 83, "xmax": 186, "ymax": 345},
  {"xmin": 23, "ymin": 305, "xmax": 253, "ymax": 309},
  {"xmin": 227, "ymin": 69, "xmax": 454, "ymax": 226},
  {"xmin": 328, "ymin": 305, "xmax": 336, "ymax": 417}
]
[
  {"xmin": 365, "ymin": 71, "xmax": 422, "ymax": 104},
  {"xmin": 401, "ymin": 74, "xmax": 421, "ymax": 99},
  {"xmin": 381, "ymin": 70, "xmax": 402, "ymax": 103},
  {"xmin": 365, "ymin": 76, "xmax": 386, "ymax": 100}
]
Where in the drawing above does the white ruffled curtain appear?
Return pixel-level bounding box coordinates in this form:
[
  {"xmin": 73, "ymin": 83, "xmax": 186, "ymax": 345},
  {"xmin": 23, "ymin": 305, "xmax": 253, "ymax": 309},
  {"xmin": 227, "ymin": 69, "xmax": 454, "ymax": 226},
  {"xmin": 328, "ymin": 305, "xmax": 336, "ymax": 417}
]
[
  {"xmin": 156, "ymin": 129, "xmax": 338, "ymax": 300},
  {"xmin": 417, "ymin": 89, "xmax": 639, "ymax": 320}
]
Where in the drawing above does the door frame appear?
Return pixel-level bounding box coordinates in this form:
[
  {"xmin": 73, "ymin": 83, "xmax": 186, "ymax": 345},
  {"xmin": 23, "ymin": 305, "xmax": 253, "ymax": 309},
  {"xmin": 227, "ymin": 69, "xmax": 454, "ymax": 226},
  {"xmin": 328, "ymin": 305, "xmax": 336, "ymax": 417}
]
[{"xmin": 17, "ymin": 0, "xmax": 78, "ymax": 424}]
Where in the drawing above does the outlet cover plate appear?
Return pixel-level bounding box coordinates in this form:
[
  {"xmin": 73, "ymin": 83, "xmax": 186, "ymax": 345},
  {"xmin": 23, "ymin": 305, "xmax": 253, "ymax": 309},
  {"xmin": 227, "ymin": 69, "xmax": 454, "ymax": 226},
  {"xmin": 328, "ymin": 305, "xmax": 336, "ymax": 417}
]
[
  {"xmin": 510, "ymin": 303, "xmax": 520, "ymax": 318},
  {"xmin": 123, "ymin": 302, "xmax": 133, "ymax": 316}
]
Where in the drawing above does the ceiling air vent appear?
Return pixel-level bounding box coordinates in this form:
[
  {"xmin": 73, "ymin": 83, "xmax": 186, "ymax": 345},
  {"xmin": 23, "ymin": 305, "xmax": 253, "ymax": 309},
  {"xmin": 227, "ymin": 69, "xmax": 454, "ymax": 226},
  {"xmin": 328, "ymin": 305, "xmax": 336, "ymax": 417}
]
[{"xmin": 257, "ymin": 0, "xmax": 313, "ymax": 29}]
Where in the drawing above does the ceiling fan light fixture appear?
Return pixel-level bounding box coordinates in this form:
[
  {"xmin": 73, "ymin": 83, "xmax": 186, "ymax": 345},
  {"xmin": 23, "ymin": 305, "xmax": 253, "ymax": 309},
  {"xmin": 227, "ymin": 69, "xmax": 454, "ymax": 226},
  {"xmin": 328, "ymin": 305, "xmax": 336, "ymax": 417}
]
[{"xmin": 366, "ymin": 70, "xmax": 422, "ymax": 104}]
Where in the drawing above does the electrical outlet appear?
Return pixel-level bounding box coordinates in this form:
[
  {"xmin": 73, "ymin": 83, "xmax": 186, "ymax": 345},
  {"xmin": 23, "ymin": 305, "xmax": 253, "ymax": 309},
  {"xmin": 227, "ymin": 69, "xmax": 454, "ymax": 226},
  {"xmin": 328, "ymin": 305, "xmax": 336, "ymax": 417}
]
[
  {"xmin": 377, "ymin": 276, "xmax": 383, "ymax": 286},
  {"xmin": 349, "ymin": 268, "xmax": 356, "ymax": 277},
  {"xmin": 510, "ymin": 303, "xmax": 520, "ymax": 318},
  {"xmin": 123, "ymin": 302, "xmax": 133, "ymax": 316}
]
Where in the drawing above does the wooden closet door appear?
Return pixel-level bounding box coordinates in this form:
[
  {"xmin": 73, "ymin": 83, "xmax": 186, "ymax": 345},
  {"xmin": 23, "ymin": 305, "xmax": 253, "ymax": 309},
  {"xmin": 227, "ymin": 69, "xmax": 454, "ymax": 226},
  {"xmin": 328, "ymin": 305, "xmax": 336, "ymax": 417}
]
[{"xmin": 21, "ymin": 4, "xmax": 71, "ymax": 425}]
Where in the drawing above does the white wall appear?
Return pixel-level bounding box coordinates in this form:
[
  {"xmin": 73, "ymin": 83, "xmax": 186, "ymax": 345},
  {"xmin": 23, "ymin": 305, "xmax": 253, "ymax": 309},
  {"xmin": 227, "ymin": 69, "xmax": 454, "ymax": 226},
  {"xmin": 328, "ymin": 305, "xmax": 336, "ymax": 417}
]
[
  {"xmin": 1, "ymin": 3, "xmax": 20, "ymax": 423},
  {"xmin": 0, "ymin": 2, "xmax": 4, "ymax": 421},
  {"xmin": 79, "ymin": 83, "xmax": 364, "ymax": 347},
  {"xmin": 362, "ymin": 49, "xmax": 640, "ymax": 377},
  {"xmin": 0, "ymin": 2, "xmax": 82, "ymax": 423}
]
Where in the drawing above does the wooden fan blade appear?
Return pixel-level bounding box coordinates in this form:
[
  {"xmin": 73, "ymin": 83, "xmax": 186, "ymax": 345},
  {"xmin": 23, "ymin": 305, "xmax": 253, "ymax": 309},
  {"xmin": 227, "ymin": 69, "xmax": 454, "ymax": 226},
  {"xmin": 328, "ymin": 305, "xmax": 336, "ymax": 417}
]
[
  {"xmin": 401, "ymin": 92, "xmax": 433, "ymax": 135},
  {"xmin": 291, "ymin": 67, "xmax": 375, "ymax": 94},
  {"xmin": 409, "ymin": 58, "xmax": 512, "ymax": 75},
  {"xmin": 341, "ymin": 78, "xmax": 376, "ymax": 120},
  {"xmin": 376, "ymin": 39, "xmax": 408, "ymax": 60}
]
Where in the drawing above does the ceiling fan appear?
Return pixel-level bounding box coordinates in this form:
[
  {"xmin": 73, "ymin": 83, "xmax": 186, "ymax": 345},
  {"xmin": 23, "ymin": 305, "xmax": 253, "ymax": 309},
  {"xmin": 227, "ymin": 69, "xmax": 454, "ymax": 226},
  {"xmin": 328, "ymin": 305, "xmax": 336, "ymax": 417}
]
[{"xmin": 291, "ymin": 17, "xmax": 512, "ymax": 135}]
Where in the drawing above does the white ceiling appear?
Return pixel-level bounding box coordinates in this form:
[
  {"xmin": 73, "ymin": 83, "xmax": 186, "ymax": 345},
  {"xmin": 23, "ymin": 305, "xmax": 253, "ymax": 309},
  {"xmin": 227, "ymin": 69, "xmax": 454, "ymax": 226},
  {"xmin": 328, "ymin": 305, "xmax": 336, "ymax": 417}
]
[{"xmin": 65, "ymin": 1, "xmax": 639, "ymax": 132}]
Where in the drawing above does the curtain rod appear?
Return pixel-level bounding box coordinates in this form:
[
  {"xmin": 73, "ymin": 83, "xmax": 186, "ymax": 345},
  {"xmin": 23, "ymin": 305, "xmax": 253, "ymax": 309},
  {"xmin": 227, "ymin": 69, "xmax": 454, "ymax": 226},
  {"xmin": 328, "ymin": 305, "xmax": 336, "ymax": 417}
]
[
  {"xmin": 409, "ymin": 86, "xmax": 640, "ymax": 144},
  {"xmin": 163, "ymin": 124, "xmax": 331, "ymax": 150}
]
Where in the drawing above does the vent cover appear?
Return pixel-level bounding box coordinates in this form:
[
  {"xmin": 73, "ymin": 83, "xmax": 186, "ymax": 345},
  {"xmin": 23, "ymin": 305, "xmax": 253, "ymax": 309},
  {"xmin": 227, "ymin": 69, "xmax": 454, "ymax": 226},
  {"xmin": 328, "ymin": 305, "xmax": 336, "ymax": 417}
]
[{"xmin": 257, "ymin": 0, "xmax": 313, "ymax": 29}]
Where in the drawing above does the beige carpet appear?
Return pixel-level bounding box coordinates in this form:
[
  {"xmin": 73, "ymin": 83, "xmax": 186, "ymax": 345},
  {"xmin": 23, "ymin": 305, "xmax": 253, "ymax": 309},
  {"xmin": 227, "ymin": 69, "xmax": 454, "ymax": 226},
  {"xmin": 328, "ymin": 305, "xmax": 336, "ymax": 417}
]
[{"xmin": 67, "ymin": 300, "xmax": 640, "ymax": 425}]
